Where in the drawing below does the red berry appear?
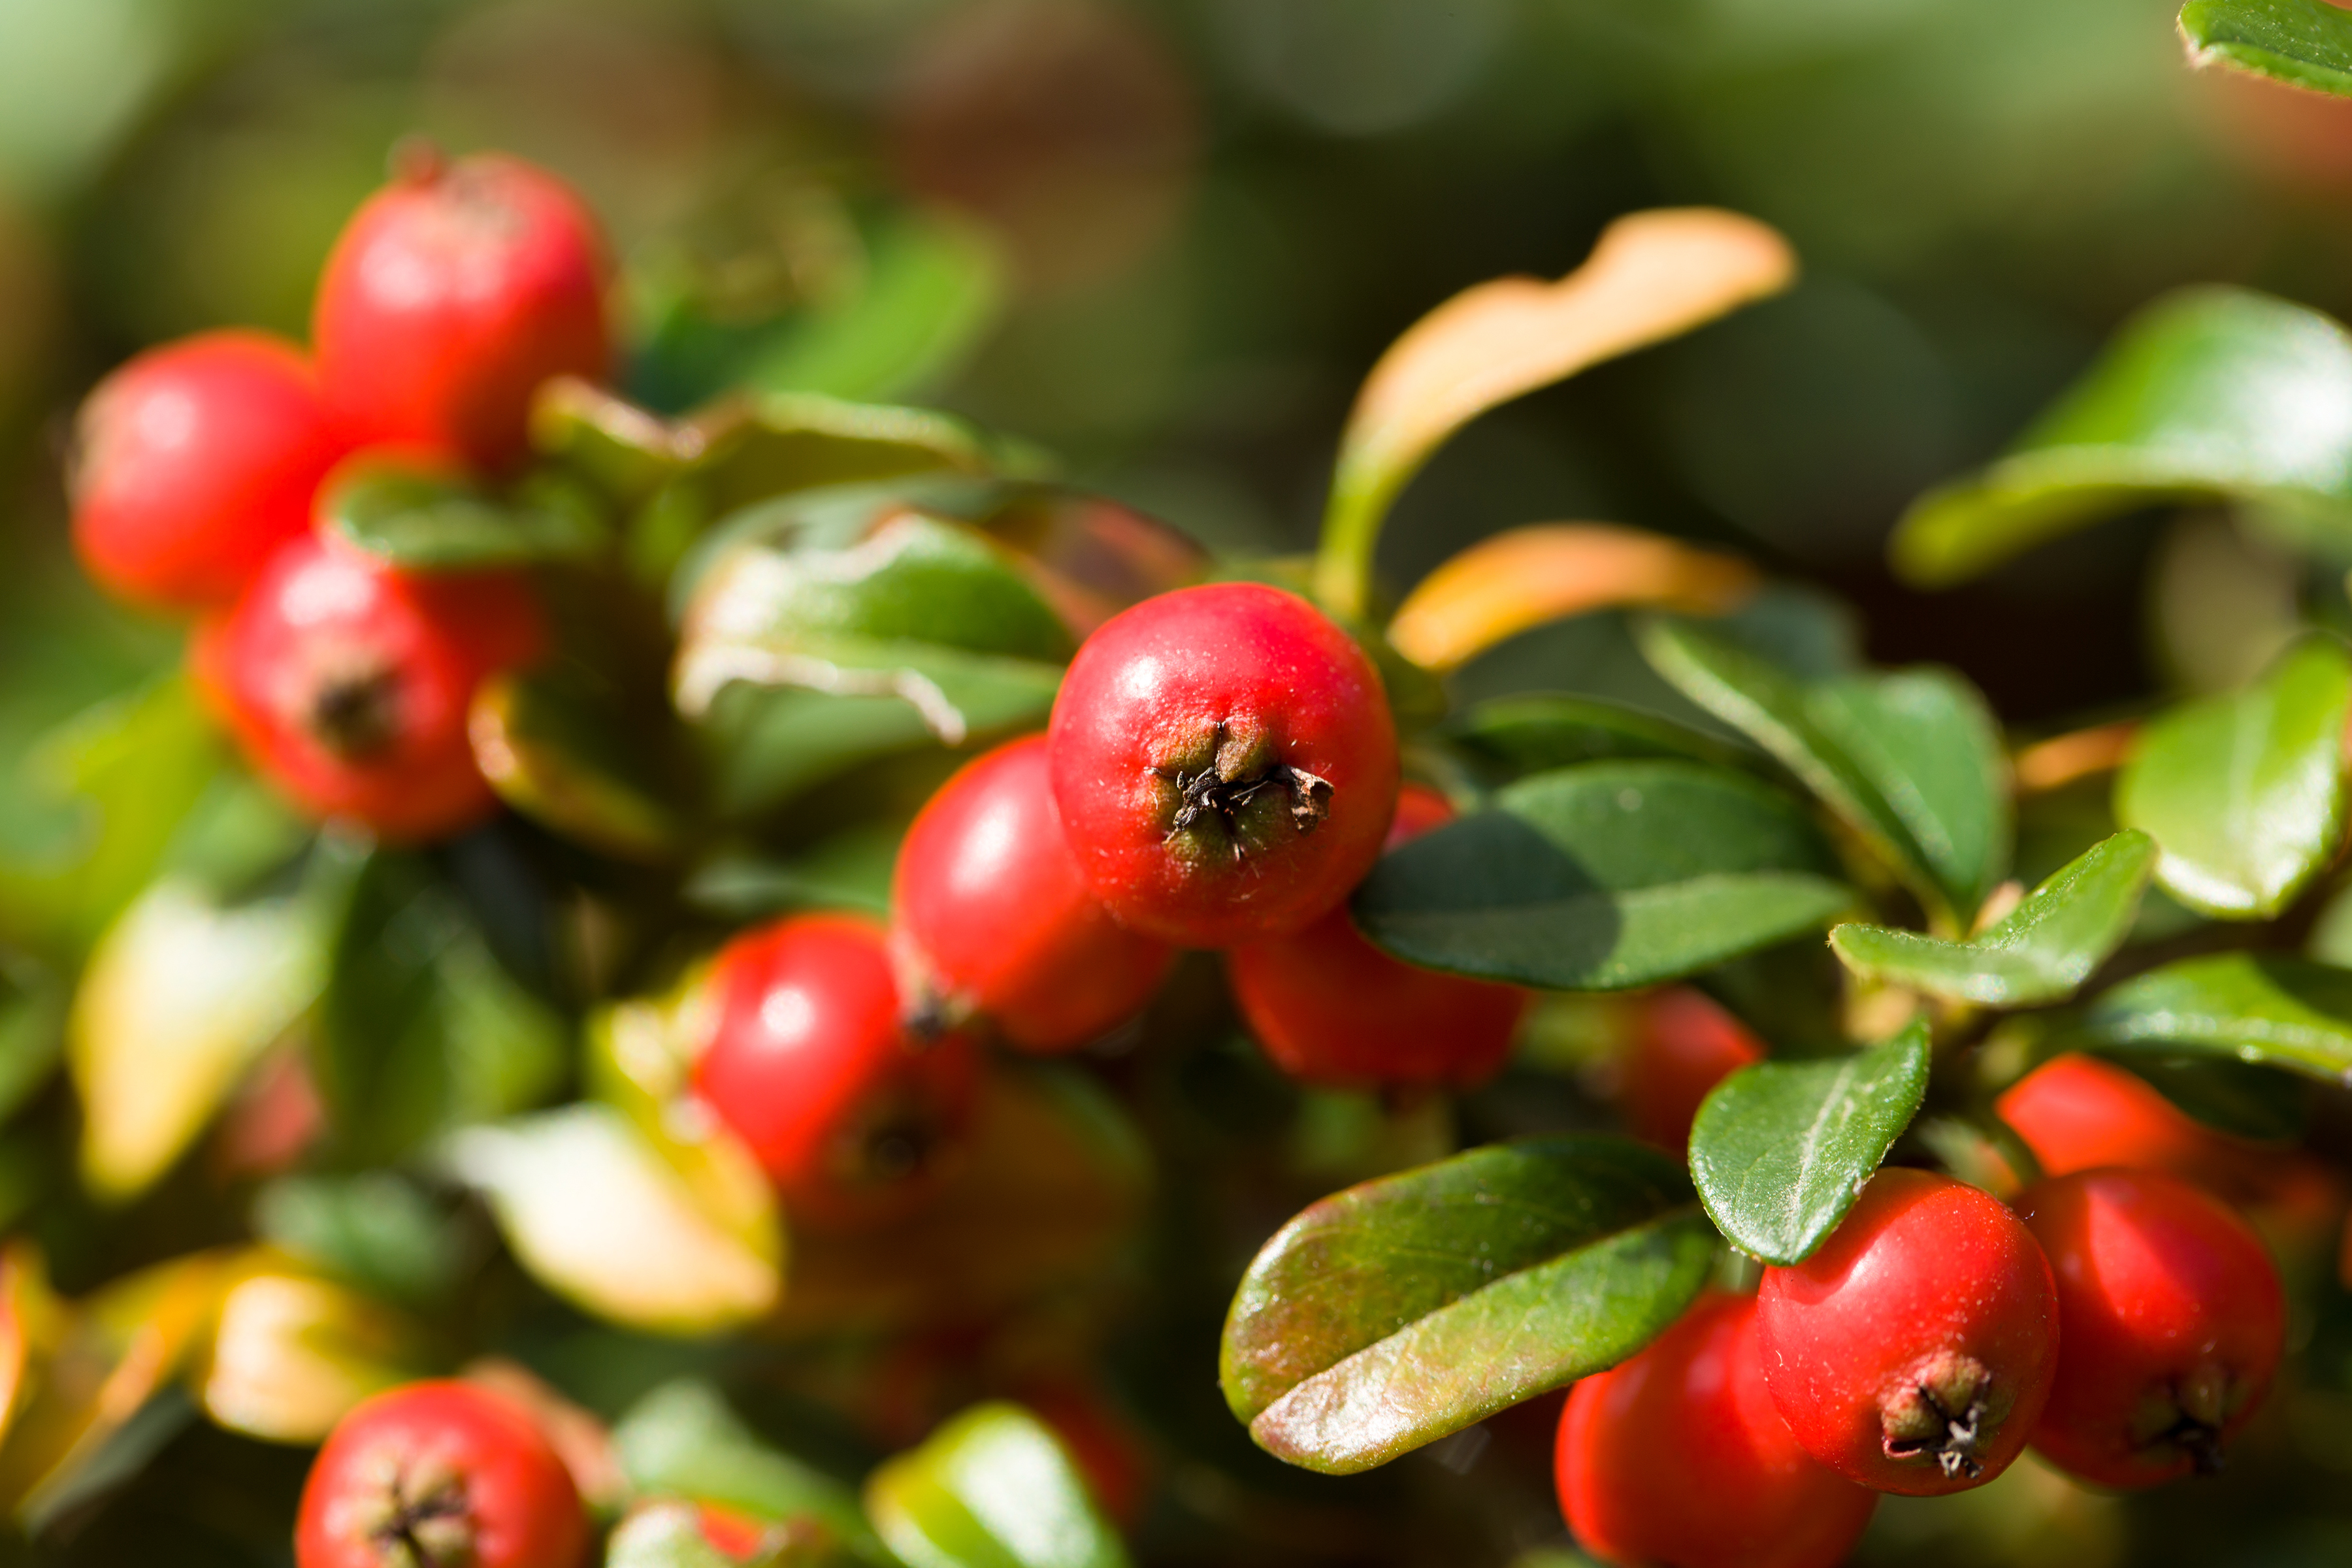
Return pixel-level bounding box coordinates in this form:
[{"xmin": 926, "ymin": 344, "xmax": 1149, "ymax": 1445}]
[
  {"xmin": 892, "ymin": 734, "xmax": 1174, "ymax": 1052},
  {"xmin": 1047, "ymin": 582, "xmax": 1398, "ymax": 946},
  {"xmin": 693, "ymin": 913, "xmax": 977, "ymax": 1228},
  {"xmin": 1997, "ymin": 1053, "xmax": 2265, "ymax": 1193},
  {"xmin": 1226, "ymin": 783, "xmax": 1526, "ymax": 1089},
  {"xmin": 1557, "ymin": 1292, "xmax": 1876, "ymax": 1568},
  {"xmin": 295, "ymin": 1379, "xmax": 587, "ymax": 1568},
  {"xmin": 2017, "ymin": 1166, "xmax": 2285, "ymax": 1488},
  {"xmin": 71, "ymin": 330, "xmax": 347, "ymax": 610},
  {"xmin": 315, "ymin": 148, "xmax": 610, "ymax": 471},
  {"xmin": 1620, "ymin": 987, "xmax": 1767, "ymax": 1151},
  {"xmin": 200, "ymin": 529, "xmax": 546, "ymax": 842},
  {"xmin": 1756, "ymin": 1167, "xmax": 2059, "ymax": 1495}
]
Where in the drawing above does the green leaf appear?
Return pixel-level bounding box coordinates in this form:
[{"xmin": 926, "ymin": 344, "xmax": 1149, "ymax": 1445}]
[
  {"xmin": 1828, "ymin": 830, "xmax": 2155, "ymax": 1007},
  {"xmin": 322, "ymin": 463, "xmax": 610, "ymax": 570},
  {"xmin": 1638, "ymin": 617, "xmax": 2010, "ymax": 926},
  {"xmin": 1356, "ymin": 760, "xmax": 1852, "ymax": 990},
  {"xmin": 0, "ymin": 951, "xmax": 62, "ymax": 1126},
  {"xmin": 866, "ymin": 1402, "xmax": 1132, "ymax": 1568},
  {"xmin": 1445, "ymin": 693, "xmax": 1750, "ymax": 779},
  {"xmin": 2115, "ymin": 636, "xmax": 2351, "ymax": 918},
  {"xmin": 2180, "ymin": 0, "xmax": 2352, "ymax": 97},
  {"xmin": 469, "ymin": 666, "xmax": 687, "ymax": 862},
  {"xmin": 613, "ymin": 1380, "xmax": 888, "ymax": 1563},
  {"xmin": 1688, "ymin": 1019, "xmax": 1931, "ymax": 1265},
  {"xmin": 1219, "ymin": 1137, "xmax": 1713, "ymax": 1474},
  {"xmin": 1353, "ymin": 760, "xmax": 1852, "ymax": 990},
  {"xmin": 1891, "ymin": 287, "xmax": 2352, "ymax": 584},
  {"xmin": 252, "ymin": 1171, "xmax": 470, "ymax": 1309},
  {"xmin": 2082, "ymin": 952, "xmax": 2352, "ymax": 1084}
]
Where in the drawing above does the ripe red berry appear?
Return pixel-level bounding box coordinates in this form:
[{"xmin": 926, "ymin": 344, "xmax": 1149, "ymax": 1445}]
[
  {"xmin": 198, "ymin": 529, "xmax": 546, "ymax": 842},
  {"xmin": 295, "ymin": 1379, "xmax": 587, "ymax": 1568},
  {"xmin": 1620, "ymin": 987, "xmax": 1767, "ymax": 1151},
  {"xmin": 1047, "ymin": 582, "xmax": 1398, "ymax": 947},
  {"xmin": 1756, "ymin": 1166, "xmax": 2059, "ymax": 1495},
  {"xmin": 1226, "ymin": 783, "xmax": 1526, "ymax": 1089},
  {"xmin": 315, "ymin": 148, "xmax": 610, "ymax": 471},
  {"xmin": 892, "ymin": 734, "xmax": 1174, "ymax": 1052},
  {"xmin": 71, "ymin": 330, "xmax": 347, "ymax": 610},
  {"xmin": 1557, "ymin": 1292, "xmax": 1876, "ymax": 1568},
  {"xmin": 693, "ymin": 913, "xmax": 977, "ymax": 1228},
  {"xmin": 2017, "ymin": 1166, "xmax": 2285, "ymax": 1488}
]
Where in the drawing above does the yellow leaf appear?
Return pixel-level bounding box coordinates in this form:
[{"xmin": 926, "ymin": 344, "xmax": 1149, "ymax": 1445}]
[
  {"xmin": 195, "ymin": 1253, "xmax": 417, "ymax": 1444},
  {"xmin": 1317, "ymin": 208, "xmax": 1795, "ymax": 618},
  {"xmin": 1386, "ymin": 523, "xmax": 1757, "ymax": 672}
]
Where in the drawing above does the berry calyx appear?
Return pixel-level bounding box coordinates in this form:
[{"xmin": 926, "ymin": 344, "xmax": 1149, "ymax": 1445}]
[
  {"xmin": 693, "ymin": 913, "xmax": 977, "ymax": 1228},
  {"xmin": 891, "ymin": 734, "xmax": 1175, "ymax": 1052},
  {"xmin": 199, "ymin": 528, "xmax": 546, "ymax": 841},
  {"xmin": 2017, "ymin": 1166, "xmax": 2286, "ymax": 1488},
  {"xmin": 70, "ymin": 330, "xmax": 348, "ymax": 610},
  {"xmin": 1556, "ymin": 1292, "xmax": 1877, "ymax": 1568},
  {"xmin": 295, "ymin": 1379, "xmax": 588, "ymax": 1568},
  {"xmin": 1226, "ymin": 783, "xmax": 1527, "ymax": 1089},
  {"xmin": 314, "ymin": 149, "xmax": 611, "ymax": 470},
  {"xmin": 1047, "ymin": 582, "xmax": 1398, "ymax": 946},
  {"xmin": 1620, "ymin": 987, "xmax": 1767, "ymax": 1151},
  {"xmin": 1755, "ymin": 1166, "xmax": 2059, "ymax": 1495}
]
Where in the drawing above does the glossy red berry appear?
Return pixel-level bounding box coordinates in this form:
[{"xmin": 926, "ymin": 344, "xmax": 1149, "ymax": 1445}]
[
  {"xmin": 693, "ymin": 913, "xmax": 977, "ymax": 1228},
  {"xmin": 199, "ymin": 529, "xmax": 546, "ymax": 841},
  {"xmin": 71, "ymin": 330, "xmax": 347, "ymax": 610},
  {"xmin": 295, "ymin": 1379, "xmax": 587, "ymax": 1568},
  {"xmin": 892, "ymin": 734, "xmax": 1174, "ymax": 1052},
  {"xmin": 1756, "ymin": 1166, "xmax": 2059, "ymax": 1495},
  {"xmin": 1557, "ymin": 1292, "xmax": 1876, "ymax": 1568},
  {"xmin": 315, "ymin": 147, "xmax": 610, "ymax": 470},
  {"xmin": 1047, "ymin": 581, "xmax": 1398, "ymax": 947},
  {"xmin": 1226, "ymin": 783, "xmax": 1526, "ymax": 1089},
  {"xmin": 2017, "ymin": 1166, "xmax": 2285, "ymax": 1488},
  {"xmin": 1620, "ymin": 987, "xmax": 1767, "ymax": 1151}
]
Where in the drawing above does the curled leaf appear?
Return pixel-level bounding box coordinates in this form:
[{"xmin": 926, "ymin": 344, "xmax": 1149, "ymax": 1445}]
[{"xmin": 866, "ymin": 1402, "xmax": 1133, "ymax": 1568}]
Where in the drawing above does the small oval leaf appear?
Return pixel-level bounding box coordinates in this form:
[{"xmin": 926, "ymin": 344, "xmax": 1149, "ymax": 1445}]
[
  {"xmin": 2081, "ymin": 951, "xmax": 2352, "ymax": 1084},
  {"xmin": 2181, "ymin": 0, "xmax": 2352, "ymax": 97},
  {"xmin": 2116, "ymin": 636, "xmax": 2351, "ymax": 919},
  {"xmin": 323, "ymin": 461, "xmax": 608, "ymax": 570},
  {"xmin": 1220, "ymin": 1137, "xmax": 1711, "ymax": 1475},
  {"xmin": 1688, "ymin": 1019, "xmax": 1931, "ymax": 1265},
  {"xmin": 1354, "ymin": 760, "xmax": 1852, "ymax": 990},
  {"xmin": 865, "ymin": 1401, "xmax": 1132, "ymax": 1568},
  {"xmin": 469, "ymin": 668, "xmax": 687, "ymax": 862},
  {"xmin": 613, "ymin": 1380, "xmax": 887, "ymax": 1563},
  {"xmin": 1828, "ymin": 830, "xmax": 2155, "ymax": 1007},
  {"xmin": 193, "ymin": 1254, "xmax": 418, "ymax": 1443},
  {"xmin": 1445, "ymin": 693, "xmax": 1751, "ymax": 779}
]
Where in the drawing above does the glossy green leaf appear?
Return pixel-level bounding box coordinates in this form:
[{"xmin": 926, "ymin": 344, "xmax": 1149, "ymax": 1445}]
[
  {"xmin": 530, "ymin": 378, "xmax": 693, "ymax": 509},
  {"xmin": 2181, "ymin": 0, "xmax": 2352, "ymax": 97},
  {"xmin": 1445, "ymin": 693, "xmax": 1749, "ymax": 779},
  {"xmin": 2115, "ymin": 636, "xmax": 2351, "ymax": 918},
  {"xmin": 866, "ymin": 1402, "xmax": 1131, "ymax": 1568},
  {"xmin": 1220, "ymin": 1137, "xmax": 1713, "ymax": 1474},
  {"xmin": 252, "ymin": 1171, "xmax": 470, "ymax": 1309},
  {"xmin": 1354, "ymin": 760, "xmax": 1852, "ymax": 990},
  {"xmin": 470, "ymin": 667, "xmax": 686, "ymax": 862},
  {"xmin": 2081, "ymin": 952, "xmax": 2352, "ymax": 1084},
  {"xmin": 614, "ymin": 1380, "xmax": 888, "ymax": 1563},
  {"xmin": 1638, "ymin": 617, "xmax": 2010, "ymax": 926},
  {"xmin": 1891, "ymin": 287, "xmax": 2352, "ymax": 584},
  {"xmin": 1688, "ymin": 1019, "xmax": 1931, "ymax": 1264},
  {"xmin": 322, "ymin": 463, "xmax": 609, "ymax": 570},
  {"xmin": 1828, "ymin": 830, "xmax": 2154, "ymax": 1006}
]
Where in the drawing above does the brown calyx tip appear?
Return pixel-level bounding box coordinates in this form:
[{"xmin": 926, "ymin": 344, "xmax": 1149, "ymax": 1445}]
[
  {"xmin": 1880, "ymin": 1352, "xmax": 2004, "ymax": 1481},
  {"xmin": 389, "ymin": 135, "xmax": 449, "ymax": 188},
  {"xmin": 357, "ymin": 1459, "xmax": 474, "ymax": 1568},
  {"xmin": 1154, "ymin": 722, "xmax": 1334, "ymax": 863},
  {"xmin": 308, "ymin": 667, "xmax": 402, "ymax": 760}
]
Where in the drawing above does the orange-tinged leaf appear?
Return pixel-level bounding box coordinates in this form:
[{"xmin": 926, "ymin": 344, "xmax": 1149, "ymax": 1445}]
[
  {"xmin": 195, "ymin": 1252, "xmax": 417, "ymax": 1443},
  {"xmin": 1317, "ymin": 208, "xmax": 1795, "ymax": 617},
  {"xmin": 1387, "ymin": 524, "xmax": 1757, "ymax": 672}
]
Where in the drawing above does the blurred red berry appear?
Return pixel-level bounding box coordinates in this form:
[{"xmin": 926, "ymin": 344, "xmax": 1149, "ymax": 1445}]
[{"xmin": 1620, "ymin": 987, "xmax": 1767, "ymax": 1150}]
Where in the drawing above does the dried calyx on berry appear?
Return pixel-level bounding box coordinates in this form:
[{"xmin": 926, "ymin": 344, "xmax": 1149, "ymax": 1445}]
[{"xmin": 1152, "ymin": 719, "xmax": 1333, "ymax": 864}]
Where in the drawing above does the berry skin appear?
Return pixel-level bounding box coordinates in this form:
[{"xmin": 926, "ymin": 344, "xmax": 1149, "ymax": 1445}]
[
  {"xmin": 71, "ymin": 331, "xmax": 347, "ymax": 610},
  {"xmin": 199, "ymin": 529, "xmax": 546, "ymax": 842},
  {"xmin": 2017, "ymin": 1167, "xmax": 2286, "ymax": 1488},
  {"xmin": 1047, "ymin": 582, "xmax": 1398, "ymax": 947},
  {"xmin": 1557, "ymin": 1292, "xmax": 1877, "ymax": 1568},
  {"xmin": 892, "ymin": 734, "xmax": 1174, "ymax": 1052},
  {"xmin": 315, "ymin": 148, "xmax": 610, "ymax": 470},
  {"xmin": 693, "ymin": 914, "xmax": 977, "ymax": 1228},
  {"xmin": 1620, "ymin": 987, "xmax": 1767, "ymax": 1151},
  {"xmin": 1226, "ymin": 783, "xmax": 1527, "ymax": 1089},
  {"xmin": 1756, "ymin": 1166, "xmax": 2059, "ymax": 1495},
  {"xmin": 295, "ymin": 1379, "xmax": 587, "ymax": 1568}
]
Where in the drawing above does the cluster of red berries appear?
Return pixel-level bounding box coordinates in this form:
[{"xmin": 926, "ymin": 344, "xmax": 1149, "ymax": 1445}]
[
  {"xmin": 73, "ymin": 144, "xmax": 610, "ymax": 841},
  {"xmin": 689, "ymin": 579, "xmax": 1533, "ymax": 1225},
  {"xmin": 1560, "ymin": 1049, "xmax": 2292, "ymax": 1568}
]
